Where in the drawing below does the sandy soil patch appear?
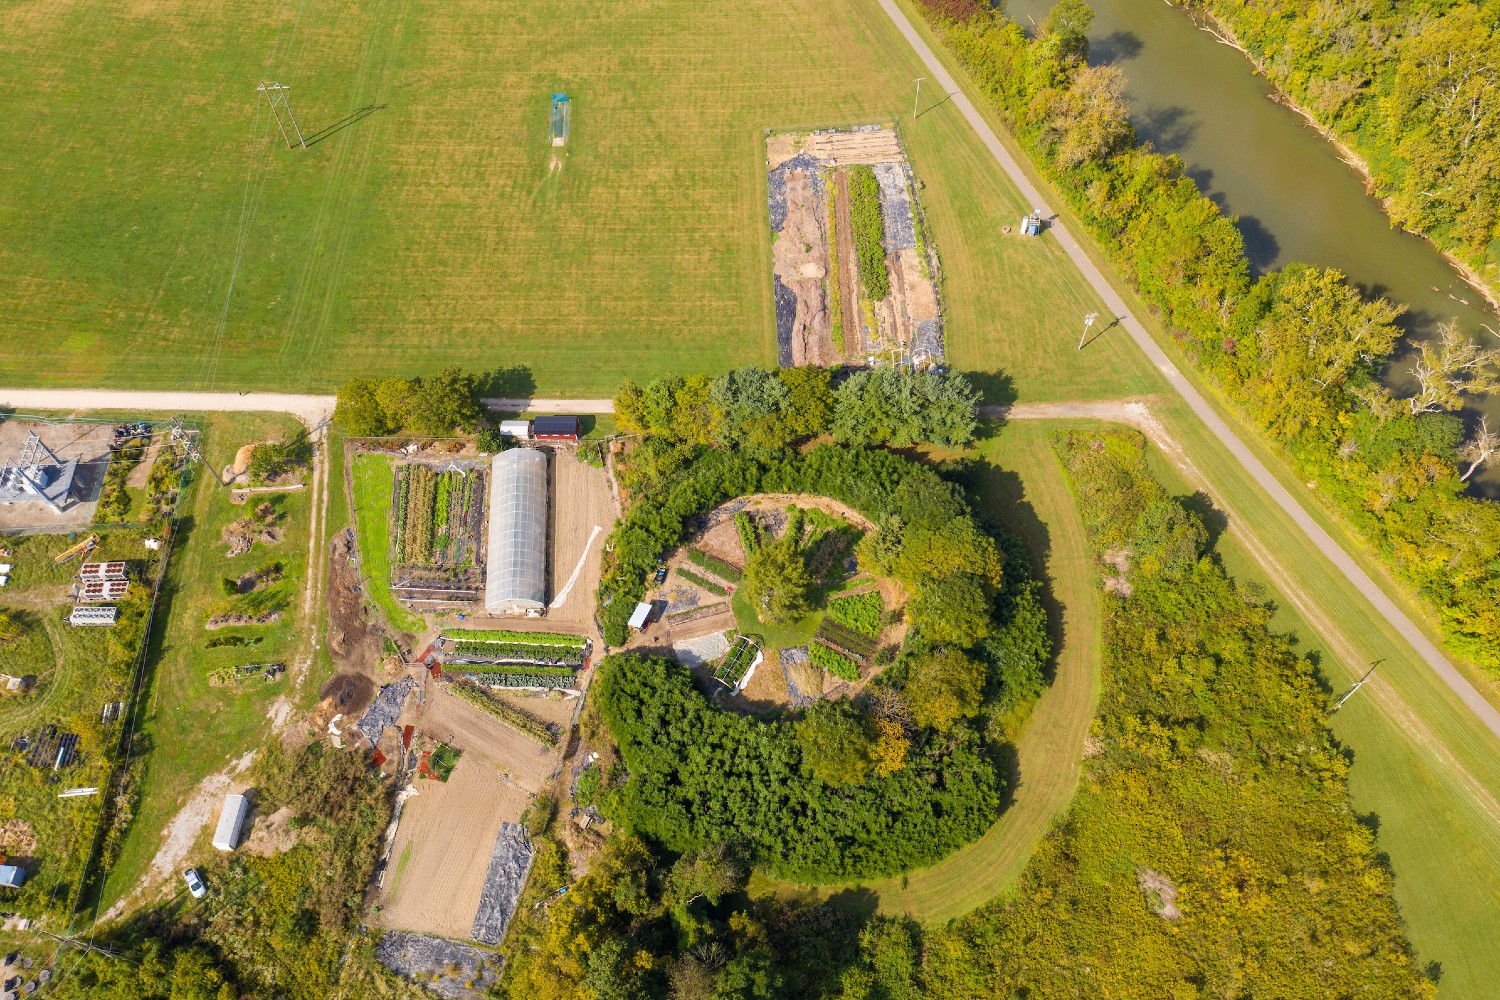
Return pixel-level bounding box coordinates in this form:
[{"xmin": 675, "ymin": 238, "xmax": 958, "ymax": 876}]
[
  {"xmin": 126, "ymin": 437, "xmax": 164, "ymax": 488},
  {"xmin": 772, "ymin": 169, "xmax": 834, "ymax": 366},
  {"xmin": 545, "ymin": 451, "xmax": 615, "ymax": 628},
  {"xmin": 0, "ymin": 420, "xmax": 112, "ymax": 530},
  {"xmin": 241, "ymin": 806, "xmax": 300, "ymax": 857},
  {"xmin": 809, "ymin": 127, "xmax": 904, "ymax": 165},
  {"xmin": 491, "ymin": 688, "xmax": 576, "ymax": 732},
  {"xmin": 416, "ymin": 686, "xmax": 556, "ymax": 792},
  {"xmin": 376, "ymin": 761, "xmax": 530, "ymax": 939}
]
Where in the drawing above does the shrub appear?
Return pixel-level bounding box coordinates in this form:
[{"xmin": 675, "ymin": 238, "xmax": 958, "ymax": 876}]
[{"xmin": 827, "ymin": 591, "xmax": 883, "ymax": 638}]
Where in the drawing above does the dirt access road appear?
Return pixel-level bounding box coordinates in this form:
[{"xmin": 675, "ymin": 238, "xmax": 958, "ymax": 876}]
[{"xmin": 870, "ymin": 0, "xmax": 1500, "ymax": 742}]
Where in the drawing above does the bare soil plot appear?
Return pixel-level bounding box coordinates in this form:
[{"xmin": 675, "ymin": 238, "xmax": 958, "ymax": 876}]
[
  {"xmin": 416, "ymin": 685, "xmax": 555, "ymax": 791},
  {"xmin": 766, "ymin": 128, "xmax": 943, "ymax": 368},
  {"xmin": 545, "ymin": 451, "xmax": 615, "ymax": 626},
  {"xmin": 376, "ymin": 758, "xmax": 530, "ymax": 939}
]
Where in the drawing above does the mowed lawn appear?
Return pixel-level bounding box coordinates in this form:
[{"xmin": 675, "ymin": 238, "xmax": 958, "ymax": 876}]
[{"xmin": 0, "ymin": 0, "xmax": 1156, "ymax": 401}]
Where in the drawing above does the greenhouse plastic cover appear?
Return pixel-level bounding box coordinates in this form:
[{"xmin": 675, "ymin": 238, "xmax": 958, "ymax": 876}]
[{"xmin": 486, "ymin": 449, "xmax": 548, "ymax": 612}]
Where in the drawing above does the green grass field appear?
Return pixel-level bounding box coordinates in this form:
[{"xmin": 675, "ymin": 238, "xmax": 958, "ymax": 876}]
[
  {"xmin": 0, "ymin": 0, "xmax": 1156, "ymax": 401},
  {"xmin": 348, "ymin": 452, "xmax": 426, "ymax": 635},
  {"xmin": 99, "ymin": 411, "xmax": 317, "ymax": 913}
]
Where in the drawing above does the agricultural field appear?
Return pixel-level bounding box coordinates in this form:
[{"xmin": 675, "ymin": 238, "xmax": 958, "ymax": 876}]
[
  {"xmin": 767, "ymin": 127, "xmax": 941, "ymax": 367},
  {"xmin": 390, "ymin": 462, "xmax": 486, "ymax": 599},
  {"xmin": 0, "ymin": 0, "xmax": 1157, "ymax": 402}
]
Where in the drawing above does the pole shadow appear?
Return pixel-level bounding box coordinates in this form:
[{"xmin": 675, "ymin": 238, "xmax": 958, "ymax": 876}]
[{"xmin": 304, "ymin": 104, "xmax": 388, "ymax": 147}]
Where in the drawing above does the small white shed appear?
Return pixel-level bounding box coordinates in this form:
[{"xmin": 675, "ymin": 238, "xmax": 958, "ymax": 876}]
[
  {"xmin": 212, "ymin": 793, "xmax": 249, "ymax": 852},
  {"xmin": 499, "ymin": 420, "xmax": 531, "ymax": 440},
  {"xmin": 628, "ymin": 601, "xmax": 653, "ymax": 631}
]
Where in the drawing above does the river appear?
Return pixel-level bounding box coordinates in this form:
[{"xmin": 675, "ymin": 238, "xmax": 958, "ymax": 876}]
[{"xmin": 1005, "ymin": 0, "xmax": 1500, "ymax": 494}]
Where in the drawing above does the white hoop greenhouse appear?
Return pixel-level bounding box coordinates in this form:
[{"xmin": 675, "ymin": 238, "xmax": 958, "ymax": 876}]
[{"xmin": 485, "ymin": 448, "xmax": 548, "ymax": 613}]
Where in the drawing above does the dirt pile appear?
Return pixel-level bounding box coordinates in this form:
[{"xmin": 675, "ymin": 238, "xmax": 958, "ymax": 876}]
[{"xmin": 222, "ymin": 503, "xmax": 282, "ymax": 557}]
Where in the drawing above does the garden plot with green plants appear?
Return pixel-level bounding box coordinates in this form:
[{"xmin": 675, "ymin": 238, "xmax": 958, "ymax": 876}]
[
  {"xmin": 439, "ymin": 628, "xmax": 590, "ymax": 691},
  {"xmin": 391, "ymin": 463, "xmax": 487, "ymax": 592}
]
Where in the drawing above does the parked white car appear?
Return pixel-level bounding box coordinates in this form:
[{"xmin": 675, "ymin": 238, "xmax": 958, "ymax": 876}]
[{"xmin": 182, "ymin": 868, "xmax": 206, "ymax": 899}]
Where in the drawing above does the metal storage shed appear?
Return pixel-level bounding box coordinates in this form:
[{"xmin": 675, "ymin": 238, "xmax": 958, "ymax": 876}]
[
  {"xmin": 0, "ymin": 865, "xmax": 24, "ymax": 888},
  {"xmin": 213, "ymin": 793, "xmax": 249, "ymax": 851},
  {"xmin": 532, "ymin": 416, "xmax": 579, "ymax": 442},
  {"xmin": 485, "ymin": 449, "xmax": 548, "ymax": 614}
]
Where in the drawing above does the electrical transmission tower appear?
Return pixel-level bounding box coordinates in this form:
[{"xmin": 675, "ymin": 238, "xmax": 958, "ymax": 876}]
[
  {"xmin": 257, "ymin": 81, "xmax": 307, "ymax": 149},
  {"xmin": 169, "ymin": 418, "xmax": 226, "ymax": 487}
]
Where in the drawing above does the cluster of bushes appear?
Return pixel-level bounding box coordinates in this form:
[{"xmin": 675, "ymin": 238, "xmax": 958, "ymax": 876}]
[
  {"xmin": 848, "ymin": 164, "xmax": 890, "ymax": 299},
  {"xmin": 827, "ymin": 591, "xmax": 882, "ymax": 638},
  {"xmin": 915, "ymin": 0, "xmax": 1500, "ymax": 668},
  {"xmin": 248, "ymin": 437, "xmax": 308, "ymax": 484},
  {"xmin": 443, "ymin": 639, "xmax": 584, "ymax": 665},
  {"xmin": 614, "ymin": 363, "xmax": 979, "ymax": 459},
  {"xmin": 333, "ymin": 366, "xmax": 483, "ymax": 437},
  {"xmin": 594, "ymin": 653, "xmax": 1001, "ymax": 881},
  {"xmin": 910, "ymin": 430, "xmax": 1434, "ymax": 996},
  {"xmin": 94, "ymin": 443, "xmax": 145, "ymax": 523},
  {"xmin": 460, "ymin": 671, "xmax": 575, "ymax": 690},
  {"xmin": 808, "ymin": 641, "xmax": 859, "ymax": 681}
]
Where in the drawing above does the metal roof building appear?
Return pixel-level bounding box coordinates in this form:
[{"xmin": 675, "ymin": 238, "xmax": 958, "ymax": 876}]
[{"xmin": 485, "ymin": 449, "xmax": 548, "ymax": 614}]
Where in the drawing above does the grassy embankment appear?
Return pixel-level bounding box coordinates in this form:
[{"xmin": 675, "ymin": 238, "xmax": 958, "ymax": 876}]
[
  {"xmin": 99, "ymin": 412, "xmax": 319, "ymax": 915},
  {"xmin": 0, "ymin": 0, "xmax": 1150, "ymax": 403}
]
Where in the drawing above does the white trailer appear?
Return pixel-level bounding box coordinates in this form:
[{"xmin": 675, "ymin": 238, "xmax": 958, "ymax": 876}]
[
  {"xmin": 499, "ymin": 420, "xmax": 532, "ymax": 440},
  {"xmin": 212, "ymin": 793, "xmax": 249, "ymax": 851}
]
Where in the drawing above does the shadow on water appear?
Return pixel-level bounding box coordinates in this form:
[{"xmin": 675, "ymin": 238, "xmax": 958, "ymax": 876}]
[
  {"xmin": 1234, "ymin": 215, "xmax": 1281, "ymax": 274},
  {"xmin": 1089, "ymin": 28, "xmax": 1143, "ymax": 64},
  {"xmin": 1133, "ymin": 104, "xmax": 1197, "ymax": 152}
]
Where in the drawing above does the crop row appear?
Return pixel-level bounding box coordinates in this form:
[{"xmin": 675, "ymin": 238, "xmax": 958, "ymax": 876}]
[
  {"xmin": 461, "ymin": 672, "xmax": 575, "ymax": 690},
  {"xmin": 447, "ymin": 681, "xmax": 560, "ymax": 746},
  {"xmin": 814, "ymin": 618, "xmax": 876, "ymax": 658},
  {"xmin": 434, "ymin": 471, "xmax": 452, "ymax": 536},
  {"xmin": 827, "ymin": 591, "xmax": 882, "ymax": 638},
  {"xmin": 677, "ymin": 568, "xmax": 728, "ymax": 596},
  {"xmin": 441, "ymin": 628, "xmax": 587, "ymax": 648},
  {"xmin": 400, "ymin": 465, "xmax": 436, "ymax": 564},
  {"xmin": 445, "ymin": 640, "xmax": 583, "ymax": 664},
  {"xmin": 848, "ymin": 164, "xmax": 890, "ymax": 300},
  {"xmin": 686, "ymin": 548, "xmax": 742, "ymax": 583},
  {"xmin": 810, "ymin": 641, "xmax": 859, "ymax": 682}
]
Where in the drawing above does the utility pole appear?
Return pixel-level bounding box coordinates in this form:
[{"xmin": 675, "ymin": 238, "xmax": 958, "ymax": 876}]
[
  {"xmin": 1330, "ymin": 661, "xmax": 1382, "ymax": 713},
  {"xmin": 39, "ymin": 930, "xmax": 128, "ymax": 962},
  {"xmin": 912, "ymin": 78, "xmax": 924, "ymax": 121},
  {"xmin": 257, "ymin": 81, "xmax": 307, "ymax": 149},
  {"xmin": 169, "ymin": 417, "xmax": 227, "ymax": 487},
  {"xmin": 1078, "ymin": 312, "xmax": 1099, "ymax": 350}
]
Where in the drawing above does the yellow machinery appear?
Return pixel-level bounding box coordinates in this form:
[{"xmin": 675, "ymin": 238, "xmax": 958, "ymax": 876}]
[{"xmin": 52, "ymin": 533, "xmax": 99, "ymax": 566}]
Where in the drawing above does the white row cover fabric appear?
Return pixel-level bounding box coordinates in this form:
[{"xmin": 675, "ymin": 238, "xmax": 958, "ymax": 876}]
[{"xmin": 486, "ymin": 449, "xmax": 548, "ymax": 613}]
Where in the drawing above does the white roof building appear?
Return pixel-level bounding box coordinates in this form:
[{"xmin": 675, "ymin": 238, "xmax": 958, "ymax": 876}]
[{"xmin": 485, "ymin": 449, "xmax": 548, "ymax": 614}]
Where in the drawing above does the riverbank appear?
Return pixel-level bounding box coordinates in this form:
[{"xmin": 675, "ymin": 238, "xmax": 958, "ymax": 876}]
[{"xmin": 1179, "ymin": 0, "xmax": 1500, "ymax": 315}]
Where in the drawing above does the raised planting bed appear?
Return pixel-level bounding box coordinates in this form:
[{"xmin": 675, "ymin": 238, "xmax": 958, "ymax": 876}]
[
  {"xmin": 677, "ymin": 568, "xmax": 728, "ymax": 597},
  {"xmin": 666, "ymin": 602, "xmax": 731, "ymax": 625},
  {"xmin": 686, "ymin": 548, "xmax": 742, "ymax": 583},
  {"xmin": 711, "ymin": 635, "xmax": 759, "ymax": 688},
  {"xmin": 810, "ymin": 641, "xmax": 859, "ymax": 681},
  {"xmin": 441, "ymin": 628, "xmax": 588, "ymax": 649},
  {"xmin": 458, "ymin": 671, "xmax": 576, "ymax": 690},
  {"xmin": 826, "ymin": 591, "xmax": 882, "ymax": 638},
  {"xmin": 813, "ymin": 618, "xmax": 877, "ymax": 659},
  {"xmin": 443, "ymin": 638, "xmax": 585, "ymax": 666}
]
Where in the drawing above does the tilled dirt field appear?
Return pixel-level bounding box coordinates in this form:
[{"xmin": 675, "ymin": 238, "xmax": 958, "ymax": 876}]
[
  {"xmin": 416, "ymin": 685, "xmax": 556, "ymax": 792},
  {"xmin": 545, "ymin": 450, "xmax": 615, "ymax": 628},
  {"xmin": 376, "ymin": 759, "xmax": 530, "ymax": 940}
]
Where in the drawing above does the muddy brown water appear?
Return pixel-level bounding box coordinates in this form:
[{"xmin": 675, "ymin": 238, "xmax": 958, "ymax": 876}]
[{"xmin": 1005, "ymin": 0, "xmax": 1500, "ymax": 494}]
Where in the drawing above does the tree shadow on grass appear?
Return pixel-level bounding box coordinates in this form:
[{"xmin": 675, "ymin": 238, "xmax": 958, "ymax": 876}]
[{"xmin": 478, "ymin": 365, "xmax": 537, "ymax": 401}]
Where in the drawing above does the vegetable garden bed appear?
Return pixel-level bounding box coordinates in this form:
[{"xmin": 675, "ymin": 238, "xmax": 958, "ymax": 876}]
[
  {"xmin": 711, "ymin": 635, "xmax": 759, "ymax": 688},
  {"xmin": 391, "ymin": 464, "xmax": 485, "ymax": 583}
]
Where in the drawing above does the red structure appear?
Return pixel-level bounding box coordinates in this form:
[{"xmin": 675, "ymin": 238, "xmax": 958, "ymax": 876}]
[{"xmin": 532, "ymin": 415, "xmax": 580, "ymax": 442}]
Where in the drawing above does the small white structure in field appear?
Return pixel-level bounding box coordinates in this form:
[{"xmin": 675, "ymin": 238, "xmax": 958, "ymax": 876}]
[
  {"xmin": 499, "ymin": 420, "xmax": 531, "ymax": 440},
  {"xmin": 628, "ymin": 601, "xmax": 653, "ymax": 632},
  {"xmin": 212, "ymin": 793, "xmax": 249, "ymax": 851}
]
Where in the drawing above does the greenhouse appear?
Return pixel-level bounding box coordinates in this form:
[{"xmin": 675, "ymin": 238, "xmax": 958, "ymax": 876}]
[{"xmin": 485, "ymin": 448, "xmax": 548, "ymax": 614}]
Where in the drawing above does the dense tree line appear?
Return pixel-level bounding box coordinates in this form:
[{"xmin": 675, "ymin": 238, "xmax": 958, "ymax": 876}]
[
  {"xmin": 914, "ymin": 0, "xmax": 1500, "ymax": 668},
  {"xmin": 1186, "ymin": 0, "xmax": 1500, "ymax": 291},
  {"xmin": 909, "ymin": 431, "xmax": 1434, "ymax": 997},
  {"xmin": 501, "ymin": 833, "xmax": 926, "ymax": 999},
  {"xmin": 595, "ymin": 653, "xmax": 1003, "ymax": 881},
  {"xmin": 332, "ymin": 365, "xmax": 483, "ymax": 437},
  {"xmin": 615, "ymin": 364, "xmax": 979, "ymax": 453}
]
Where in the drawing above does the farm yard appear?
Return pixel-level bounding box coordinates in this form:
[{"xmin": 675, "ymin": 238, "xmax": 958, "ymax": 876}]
[{"xmin": 767, "ymin": 127, "xmax": 942, "ymax": 367}]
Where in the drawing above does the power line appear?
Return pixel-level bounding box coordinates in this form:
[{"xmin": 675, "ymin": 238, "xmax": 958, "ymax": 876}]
[{"xmin": 257, "ymin": 81, "xmax": 307, "ymax": 149}]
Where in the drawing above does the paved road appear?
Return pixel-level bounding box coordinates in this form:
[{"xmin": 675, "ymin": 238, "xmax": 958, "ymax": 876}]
[{"xmin": 875, "ymin": 0, "xmax": 1500, "ymax": 739}]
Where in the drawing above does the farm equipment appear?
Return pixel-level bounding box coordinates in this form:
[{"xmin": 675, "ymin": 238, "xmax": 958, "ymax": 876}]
[
  {"xmin": 110, "ymin": 422, "xmax": 152, "ymax": 450},
  {"xmin": 53, "ymin": 534, "xmax": 99, "ymax": 566}
]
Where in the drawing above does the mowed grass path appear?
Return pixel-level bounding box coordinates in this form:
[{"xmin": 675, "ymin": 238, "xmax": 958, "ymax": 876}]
[
  {"xmin": 752, "ymin": 420, "xmax": 1100, "ymax": 921},
  {"xmin": 0, "ymin": 0, "xmax": 1156, "ymax": 401}
]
